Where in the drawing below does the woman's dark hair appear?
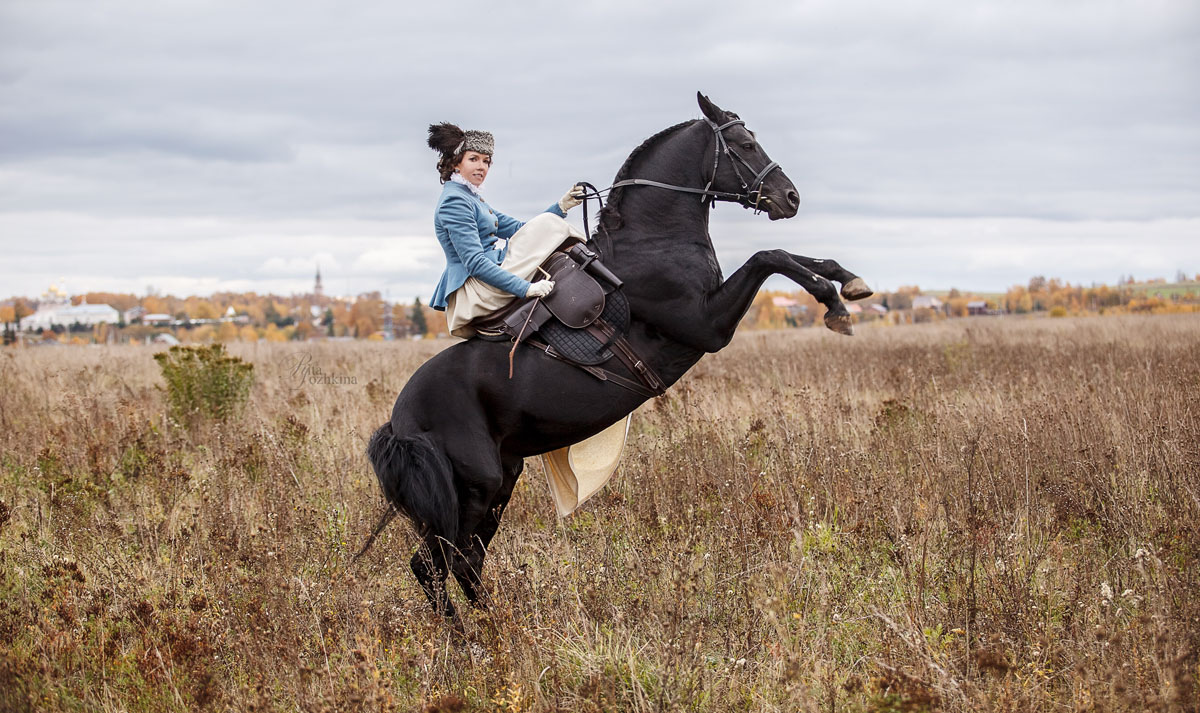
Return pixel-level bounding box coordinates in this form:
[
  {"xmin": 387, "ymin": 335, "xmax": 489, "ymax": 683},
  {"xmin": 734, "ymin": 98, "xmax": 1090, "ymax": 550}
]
[{"xmin": 428, "ymin": 123, "xmax": 466, "ymax": 183}]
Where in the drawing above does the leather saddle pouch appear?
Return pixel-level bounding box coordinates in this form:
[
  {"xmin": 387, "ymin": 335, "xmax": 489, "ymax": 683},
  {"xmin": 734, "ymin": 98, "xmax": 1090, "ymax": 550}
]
[{"xmin": 540, "ymin": 253, "xmax": 605, "ymax": 328}]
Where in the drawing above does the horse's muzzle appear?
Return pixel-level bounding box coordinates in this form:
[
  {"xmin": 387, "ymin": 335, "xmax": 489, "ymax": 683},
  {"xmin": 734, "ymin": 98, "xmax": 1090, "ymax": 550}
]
[{"xmin": 759, "ymin": 188, "xmax": 800, "ymax": 220}]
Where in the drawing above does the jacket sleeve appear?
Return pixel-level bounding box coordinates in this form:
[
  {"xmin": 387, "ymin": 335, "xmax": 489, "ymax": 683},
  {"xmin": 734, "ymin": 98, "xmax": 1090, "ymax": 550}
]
[
  {"xmin": 495, "ymin": 203, "xmax": 567, "ymax": 239},
  {"xmin": 440, "ymin": 194, "xmax": 531, "ymax": 298}
]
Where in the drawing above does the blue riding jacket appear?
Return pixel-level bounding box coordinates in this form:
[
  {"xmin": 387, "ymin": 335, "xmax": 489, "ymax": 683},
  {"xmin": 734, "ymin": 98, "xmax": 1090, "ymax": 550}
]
[{"xmin": 429, "ymin": 180, "xmax": 566, "ymax": 311}]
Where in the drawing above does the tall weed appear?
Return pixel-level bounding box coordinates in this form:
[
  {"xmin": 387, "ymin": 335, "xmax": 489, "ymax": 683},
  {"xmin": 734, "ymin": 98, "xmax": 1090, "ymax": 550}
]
[{"xmin": 153, "ymin": 344, "xmax": 254, "ymax": 425}]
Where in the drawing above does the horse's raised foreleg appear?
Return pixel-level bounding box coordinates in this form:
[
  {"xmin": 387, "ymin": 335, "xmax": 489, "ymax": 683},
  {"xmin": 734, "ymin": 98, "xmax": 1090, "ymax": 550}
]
[
  {"xmin": 451, "ymin": 456, "xmax": 523, "ymax": 608},
  {"xmin": 682, "ymin": 249, "xmax": 853, "ymax": 351},
  {"xmin": 788, "ymin": 256, "xmax": 873, "ymax": 301}
]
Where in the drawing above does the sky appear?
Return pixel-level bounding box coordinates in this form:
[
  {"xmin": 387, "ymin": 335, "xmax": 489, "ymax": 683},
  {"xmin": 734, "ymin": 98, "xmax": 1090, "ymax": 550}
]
[{"xmin": 1, "ymin": 0, "xmax": 1197, "ymax": 302}]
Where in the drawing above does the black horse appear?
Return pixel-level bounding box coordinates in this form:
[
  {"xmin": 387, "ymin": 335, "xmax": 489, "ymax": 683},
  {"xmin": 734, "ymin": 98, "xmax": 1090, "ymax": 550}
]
[{"xmin": 365, "ymin": 93, "xmax": 870, "ymax": 618}]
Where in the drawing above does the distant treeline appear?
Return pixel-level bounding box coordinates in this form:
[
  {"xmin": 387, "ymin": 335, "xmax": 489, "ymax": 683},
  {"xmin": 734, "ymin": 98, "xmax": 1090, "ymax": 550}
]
[
  {"xmin": 1, "ymin": 291, "xmax": 446, "ymax": 344},
  {"xmin": 4, "ymin": 275, "xmax": 1200, "ymax": 344},
  {"xmin": 741, "ymin": 275, "xmax": 1200, "ymax": 330}
]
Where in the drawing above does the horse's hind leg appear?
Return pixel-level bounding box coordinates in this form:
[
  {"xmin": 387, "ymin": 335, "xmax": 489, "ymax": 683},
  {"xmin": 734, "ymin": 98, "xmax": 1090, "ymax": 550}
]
[
  {"xmin": 451, "ymin": 456, "xmax": 523, "ymax": 608},
  {"xmin": 408, "ymin": 444, "xmax": 512, "ymax": 625},
  {"xmin": 411, "ymin": 534, "xmax": 457, "ymax": 620},
  {"xmin": 789, "ymin": 255, "xmax": 873, "ymax": 301}
]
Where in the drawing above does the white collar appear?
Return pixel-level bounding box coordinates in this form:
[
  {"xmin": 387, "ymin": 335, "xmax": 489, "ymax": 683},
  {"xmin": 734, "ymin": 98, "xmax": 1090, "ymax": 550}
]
[{"xmin": 450, "ymin": 172, "xmax": 484, "ymax": 196}]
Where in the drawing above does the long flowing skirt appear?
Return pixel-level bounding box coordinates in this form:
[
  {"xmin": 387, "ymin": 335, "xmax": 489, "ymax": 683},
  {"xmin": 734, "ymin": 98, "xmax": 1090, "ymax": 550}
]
[{"xmin": 445, "ymin": 213, "xmax": 585, "ymax": 338}]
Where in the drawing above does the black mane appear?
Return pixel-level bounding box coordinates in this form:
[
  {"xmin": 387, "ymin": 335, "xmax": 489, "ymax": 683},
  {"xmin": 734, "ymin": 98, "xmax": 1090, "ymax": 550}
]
[{"xmin": 597, "ymin": 119, "xmax": 699, "ymax": 232}]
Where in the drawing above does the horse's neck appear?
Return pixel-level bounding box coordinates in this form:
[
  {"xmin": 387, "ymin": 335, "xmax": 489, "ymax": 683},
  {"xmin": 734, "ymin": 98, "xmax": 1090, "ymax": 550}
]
[
  {"xmin": 604, "ymin": 125, "xmax": 719, "ymax": 280},
  {"xmin": 601, "ymin": 123, "xmax": 727, "ymax": 381}
]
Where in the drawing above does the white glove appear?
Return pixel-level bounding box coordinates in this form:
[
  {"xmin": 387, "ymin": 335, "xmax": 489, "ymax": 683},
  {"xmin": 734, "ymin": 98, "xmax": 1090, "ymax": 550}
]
[
  {"xmin": 557, "ymin": 184, "xmax": 586, "ymax": 213},
  {"xmin": 526, "ymin": 280, "xmax": 555, "ymax": 298}
]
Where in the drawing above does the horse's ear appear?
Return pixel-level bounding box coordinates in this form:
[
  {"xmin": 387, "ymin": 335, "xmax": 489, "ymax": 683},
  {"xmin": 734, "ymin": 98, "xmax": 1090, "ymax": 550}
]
[{"xmin": 697, "ymin": 92, "xmax": 727, "ymax": 123}]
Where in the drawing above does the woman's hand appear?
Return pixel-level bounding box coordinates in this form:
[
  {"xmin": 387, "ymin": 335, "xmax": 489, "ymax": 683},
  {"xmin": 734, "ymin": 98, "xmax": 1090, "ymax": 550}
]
[
  {"xmin": 526, "ymin": 280, "xmax": 555, "ymax": 298},
  {"xmin": 557, "ymin": 184, "xmax": 586, "ymax": 213}
]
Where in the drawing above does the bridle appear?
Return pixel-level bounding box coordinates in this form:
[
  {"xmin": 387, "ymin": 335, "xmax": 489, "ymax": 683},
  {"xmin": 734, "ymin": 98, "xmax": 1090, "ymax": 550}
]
[
  {"xmin": 697, "ymin": 116, "xmax": 782, "ymax": 210},
  {"xmin": 578, "ymin": 117, "xmax": 785, "ymax": 257},
  {"xmin": 592, "ymin": 117, "xmax": 782, "ymax": 207}
]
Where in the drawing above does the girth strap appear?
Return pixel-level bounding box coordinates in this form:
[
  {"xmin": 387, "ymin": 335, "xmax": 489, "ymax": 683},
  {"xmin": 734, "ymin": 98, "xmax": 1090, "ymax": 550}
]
[{"xmin": 585, "ymin": 320, "xmax": 667, "ymax": 396}]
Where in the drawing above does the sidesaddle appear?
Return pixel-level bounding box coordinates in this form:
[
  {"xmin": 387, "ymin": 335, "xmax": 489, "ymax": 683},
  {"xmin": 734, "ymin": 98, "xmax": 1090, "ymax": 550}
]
[{"xmin": 470, "ymin": 244, "xmax": 666, "ymax": 398}]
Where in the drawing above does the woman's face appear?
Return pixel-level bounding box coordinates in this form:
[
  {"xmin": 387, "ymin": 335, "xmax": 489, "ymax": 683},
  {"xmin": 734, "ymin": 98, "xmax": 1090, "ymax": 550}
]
[{"xmin": 454, "ymin": 151, "xmax": 492, "ymax": 187}]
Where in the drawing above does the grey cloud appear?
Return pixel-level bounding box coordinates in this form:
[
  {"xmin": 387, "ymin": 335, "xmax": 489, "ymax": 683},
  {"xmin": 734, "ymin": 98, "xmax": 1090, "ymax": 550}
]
[
  {"xmin": 1, "ymin": 0, "xmax": 1198, "ymax": 300},
  {"xmin": 0, "ymin": 111, "xmax": 296, "ymax": 162}
]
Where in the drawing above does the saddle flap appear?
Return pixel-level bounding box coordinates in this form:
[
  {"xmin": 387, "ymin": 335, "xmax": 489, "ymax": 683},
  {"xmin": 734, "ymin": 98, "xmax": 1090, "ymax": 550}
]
[
  {"xmin": 501, "ymin": 299, "xmax": 552, "ymax": 339},
  {"xmin": 541, "ymin": 253, "xmax": 605, "ymax": 329}
]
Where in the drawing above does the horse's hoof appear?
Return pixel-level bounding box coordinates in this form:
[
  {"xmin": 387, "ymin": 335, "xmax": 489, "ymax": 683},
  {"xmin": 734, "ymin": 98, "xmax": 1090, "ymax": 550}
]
[
  {"xmin": 841, "ymin": 277, "xmax": 873, "ymax": 301},
  {"xmin": 824, "ymin": 311, "xmax": 855, "ymax": 336}
]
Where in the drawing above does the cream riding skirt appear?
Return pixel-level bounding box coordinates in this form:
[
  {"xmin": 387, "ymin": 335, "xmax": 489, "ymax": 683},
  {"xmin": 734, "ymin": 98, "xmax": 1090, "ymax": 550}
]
[{"xmin": 445, "ymin": 213, "xmax": 585, "ymax": 338}]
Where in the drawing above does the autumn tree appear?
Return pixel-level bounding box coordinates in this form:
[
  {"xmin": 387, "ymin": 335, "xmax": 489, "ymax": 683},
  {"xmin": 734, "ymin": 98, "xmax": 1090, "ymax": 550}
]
[
  {"xmin": 82, "ymin": 292, "xmax": 139, "ymax": 312},
  {"xmin": 424, "ymin": 306, "xmax": 448, "ymax": 337},
  {"xmin": 293, "ymin": 320, "xmax": 317, "ymax": 341},
  {"xmin": 349, "ymin": 294, "xmax": 383, "ymax": 337},
  {"xmin": 216, "ymin": 321, "xmax": 239, "ymax": 343},
  {"xmin": 411, "ymin": 298, "xmax": 428, "ymax": 336},
  {"xmin": 390, "ymin": 303, "xmax": 414, "ymax": 337},
  {"xmin": 186, "ymin": 298, "xmax": 220, "ymax": 321},
  {"xmin": 887, "ymin": 286, "xmax": 922, "ymax": 311},
  {"xmin": 143, "ymin": 296, "xmax": 169, "ymax": 315},
  {"xmin": 263, "ymin": 323, "xmax": 287, "ymax": 342},
  {"xmin": 1005, "ymin": 286, "xmax": 1033, "ymax": 314},
  {"xmin": 189, "ymin": 324, "xmax": 216, "ymax": 343},
  {"xmin": 264, "ymin": 300, "xmax": 294, "ymax": 326}
]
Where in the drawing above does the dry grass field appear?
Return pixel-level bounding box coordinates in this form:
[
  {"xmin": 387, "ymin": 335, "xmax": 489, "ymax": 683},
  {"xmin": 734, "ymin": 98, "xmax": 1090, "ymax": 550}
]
[{"xmin": 1, "ymin": 314, "xmax": 1198, "ymax": 712}]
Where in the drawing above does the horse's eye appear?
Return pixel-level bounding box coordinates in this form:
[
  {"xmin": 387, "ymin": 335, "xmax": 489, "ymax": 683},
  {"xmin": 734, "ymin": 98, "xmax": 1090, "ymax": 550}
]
[{"xmin": 741, "ymin": 142, "xmax": 755, "ymax": 151}]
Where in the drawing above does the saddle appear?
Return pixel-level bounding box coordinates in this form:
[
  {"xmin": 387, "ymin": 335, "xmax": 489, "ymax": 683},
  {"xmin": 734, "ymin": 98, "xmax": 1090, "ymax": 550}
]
[{"xmin": 470, "ymin": 244, "xmax": 666, "ymax": 398}]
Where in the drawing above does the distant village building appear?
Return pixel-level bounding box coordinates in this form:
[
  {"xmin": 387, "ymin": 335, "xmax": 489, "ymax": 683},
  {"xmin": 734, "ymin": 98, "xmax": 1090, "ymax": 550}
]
[
  {"xmin": 123, "ymin": 306, "xmax": 146, "ymax": 323},
  {"xmin": 220, "ymin": 306, "xmax": 251, "ymax": 325},
  {"xmin": 967, "ymin": 300, "xmax": 1003, "ymax": 316},
  {"xmin": 771, "ymin": 295, "xmax": 808, "ymax": 317},
  {"xmin": 911, "ymin": 295, "xmax": 944, "ymax": 311},
  {"xmin": 143, "ymin": 313, "xmax": 174, "ymax": 325},
  {"xmin": 19, "ymin": 285, "xmax": 119, "ymax": 330},
  {"xmin": 313, "ymin": 265, "xmax": 325, "ymax": 306}
]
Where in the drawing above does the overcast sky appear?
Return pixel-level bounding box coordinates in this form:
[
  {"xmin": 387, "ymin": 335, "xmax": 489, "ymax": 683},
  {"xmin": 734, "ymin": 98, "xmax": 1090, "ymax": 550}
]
[{"xmin": 2, "ymin": 0, "xmax": 1197, "ymax": 302}]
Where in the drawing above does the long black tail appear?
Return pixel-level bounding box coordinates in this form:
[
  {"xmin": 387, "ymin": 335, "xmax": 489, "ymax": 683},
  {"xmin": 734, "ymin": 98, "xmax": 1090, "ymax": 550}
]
[
  {"xmin": 362, "ymin": 422, "xmax": 458, "ymax": 552},
  {"xmin": 352, "ymin": 506, "xmax": 398, "ymax": 563}
]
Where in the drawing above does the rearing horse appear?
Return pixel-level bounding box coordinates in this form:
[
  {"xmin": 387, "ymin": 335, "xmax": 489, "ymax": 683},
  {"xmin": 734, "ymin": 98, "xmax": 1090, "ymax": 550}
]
[{"xmin": 365, "ymin": 93, "xmax": 869, "ymax": 618}]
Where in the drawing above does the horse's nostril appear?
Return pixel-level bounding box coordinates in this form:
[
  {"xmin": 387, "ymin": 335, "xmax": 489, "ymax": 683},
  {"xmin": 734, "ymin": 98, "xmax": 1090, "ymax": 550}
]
[{"xmin": 786, "ymin": 190, "xmax": 800, "ymax": 208}]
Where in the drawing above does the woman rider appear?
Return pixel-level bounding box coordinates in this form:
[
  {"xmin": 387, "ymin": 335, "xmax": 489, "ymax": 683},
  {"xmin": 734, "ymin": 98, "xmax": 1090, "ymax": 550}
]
[{"xmin": 427, "ymin": 123, "xmax": 586, "ymax": 338}]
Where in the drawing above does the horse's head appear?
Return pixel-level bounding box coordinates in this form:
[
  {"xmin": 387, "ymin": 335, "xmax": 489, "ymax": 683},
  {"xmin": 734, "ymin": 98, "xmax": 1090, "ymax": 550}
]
[{"xmin": 697, "ymin": 92, "xmax": 799, "ymax": 221}]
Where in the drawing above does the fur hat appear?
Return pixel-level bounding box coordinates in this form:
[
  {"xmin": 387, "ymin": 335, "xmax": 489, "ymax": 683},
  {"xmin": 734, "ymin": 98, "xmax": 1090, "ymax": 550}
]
[{"xmin": 427, "ymin": 122, "xmax": 494, "ymax": 157}]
